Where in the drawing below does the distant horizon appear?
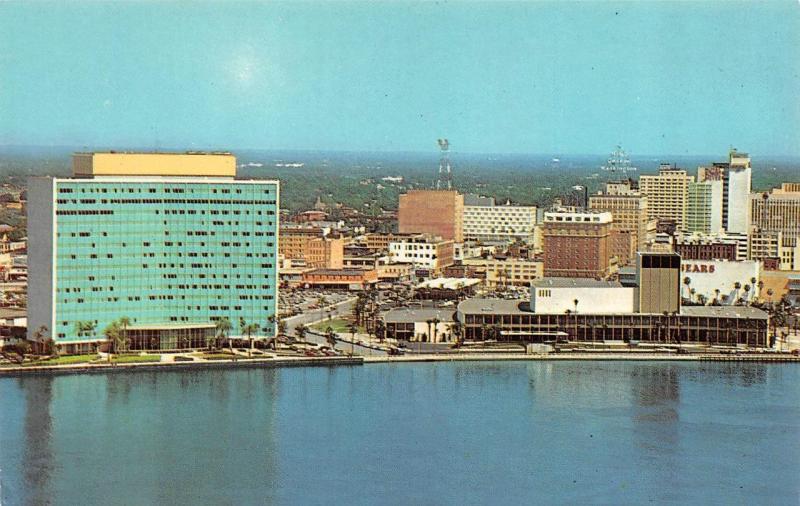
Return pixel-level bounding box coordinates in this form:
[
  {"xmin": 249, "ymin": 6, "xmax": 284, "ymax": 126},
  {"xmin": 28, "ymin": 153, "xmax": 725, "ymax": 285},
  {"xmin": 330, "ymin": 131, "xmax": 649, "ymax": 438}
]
[{"xmin": 2, "ymin": 143, "xmax": 800, "ymax": 162}]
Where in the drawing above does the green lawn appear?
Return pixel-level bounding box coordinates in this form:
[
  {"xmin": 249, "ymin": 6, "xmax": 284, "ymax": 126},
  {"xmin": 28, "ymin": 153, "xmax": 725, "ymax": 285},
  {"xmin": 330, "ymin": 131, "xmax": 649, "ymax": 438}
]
[
  {"xmin": 310, "ymin": 318, "xmax": 365, "ymax": 334},
  {"xmin": 22, "ymin": 354, "xmax": 100, "ymax": 367},
  {"xmin": 111, "ymin": 354, "xmax": 161, "ymax": 364}
]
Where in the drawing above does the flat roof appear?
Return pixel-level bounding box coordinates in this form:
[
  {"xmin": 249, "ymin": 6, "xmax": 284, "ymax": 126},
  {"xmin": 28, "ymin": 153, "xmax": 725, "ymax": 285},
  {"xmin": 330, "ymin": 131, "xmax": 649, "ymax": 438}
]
[
  {"xmin": 416, "ymin": 278, "xmax": 482, "ymax": 290},
  {"xmin": 532, "ymin": 278, "xmax": 621, "ymax": 288},
  {"xmin": 0, "ymin": 307, "xmax": 26, "ymax": 319},
  {"xmin": 679, "ymin": 306, "xmax": 769, "ymax": 320},
  {"xmin": 383, "ymin": 308, "xmax": 456, "ymax": 324},
  {"xmin": 457, "ymin": 298, "xmax": 530, "ymax": 315}
]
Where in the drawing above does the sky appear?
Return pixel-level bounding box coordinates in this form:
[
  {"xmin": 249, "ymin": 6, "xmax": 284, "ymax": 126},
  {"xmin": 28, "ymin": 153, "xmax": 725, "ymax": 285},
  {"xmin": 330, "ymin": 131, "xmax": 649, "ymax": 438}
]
[{"xmin": 1, "ymin": 1, "xmax": 799, "ymax": 156}]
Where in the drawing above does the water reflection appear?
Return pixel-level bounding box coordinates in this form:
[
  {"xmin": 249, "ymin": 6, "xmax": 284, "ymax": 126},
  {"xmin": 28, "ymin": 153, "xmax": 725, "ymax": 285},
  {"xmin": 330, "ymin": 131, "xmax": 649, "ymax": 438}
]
[{"xmin": 21, "ymin": 376, "xmax": 55, "ymax": 506}]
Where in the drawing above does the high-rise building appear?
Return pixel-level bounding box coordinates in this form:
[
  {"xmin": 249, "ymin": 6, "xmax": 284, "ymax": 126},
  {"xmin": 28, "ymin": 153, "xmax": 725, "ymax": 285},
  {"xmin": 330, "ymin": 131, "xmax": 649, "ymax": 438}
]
[
  {"xmin": 542, "ymin": 210, "xmax": 613, "ymax": 279},
  {"xmin": 589, "ymin": 190, "xmax": 650, "ymax": 262},
  {"xmin": 28, "ymin": 152, "xmax": 279, "ymax": 354},
  {"xmin": 398, "ymin": 190, "xmax": 463, "ymax": 243},
  {"xmin": 462, "ymin": 202, "xmax": 537, "ymax": 243},
  {"xmin": 697, "ymin": 149, "xmax": 752, "ymax": 234},
  {"xmin": 639, "ymin": 165, "xmax": 693, "ymax": 232},
  {"xmin": 749, "ymin": 183, "xmax": 800, "ymax": 270},
  {"xmin": 686, "ymin": 180, "xmax": 723, "ymax": 234}
]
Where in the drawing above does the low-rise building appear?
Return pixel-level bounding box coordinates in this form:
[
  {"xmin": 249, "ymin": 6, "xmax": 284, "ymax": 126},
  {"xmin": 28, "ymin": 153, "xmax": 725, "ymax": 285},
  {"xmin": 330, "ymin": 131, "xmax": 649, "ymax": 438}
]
[
  {"xmin": 462, "ymin": 256, "xmax": 543, "ymax": 287},
  {"xmin": 279, "ymin": 226, "xmax": 344, "ymax": 269},
  {"xmin": 530, "ymin": 278, "xmax": 634, "ymax": 314},
  {"xmin": 301, "ymin": 269, "xmax": 378, "ymax": 290},
  {"xmin": 388, "ymin": 234, "xmax": 454, "ymax": 274},
  {"xmin": 383, "ymin": 308, "xmax": 456, "ymax": 342}
]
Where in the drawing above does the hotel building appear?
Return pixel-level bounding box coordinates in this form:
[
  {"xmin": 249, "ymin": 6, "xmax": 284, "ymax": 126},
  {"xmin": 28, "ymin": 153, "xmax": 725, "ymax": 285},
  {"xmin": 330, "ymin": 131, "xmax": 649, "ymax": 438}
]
[
  {"xmin": 28, "ymin": 152, "xmax": 279, "ymax": 353},
  {"xmin": 541, "ymin": 210, "xmax": 613, "ymax": 279},
  {"xmin": 388, "ymin": 234, "xmax": 454, "ymax": 275},
  {"xmin": 589, "ymin": 190, "xmax": 650, "ymax": 262}
]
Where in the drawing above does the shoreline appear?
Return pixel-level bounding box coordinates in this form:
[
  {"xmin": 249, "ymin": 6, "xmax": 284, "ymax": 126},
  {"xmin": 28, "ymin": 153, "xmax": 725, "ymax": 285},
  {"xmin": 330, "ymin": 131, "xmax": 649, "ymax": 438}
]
[{"xmin": 1, "ymin": 352, "xmax": 798, "ymax": 376}]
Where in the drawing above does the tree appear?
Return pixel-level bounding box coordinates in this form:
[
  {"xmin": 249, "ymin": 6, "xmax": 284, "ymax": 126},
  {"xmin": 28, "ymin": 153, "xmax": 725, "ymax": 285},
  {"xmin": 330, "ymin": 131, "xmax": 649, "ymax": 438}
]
[
  {"xmin": 374, "ymin": 320, "xmax": 386, "ymax": 342},
  {"xmin": 431, "ymin": 318, "xmax": 441, "ymax": 343},
  {"xmin": 103, "ymin": 321, "xmax": 121, "ymax": 361},
  {"xmin": 452, "ymin": 321, "xmax": 463, "ymax": 347},
  {"xmin": 683, "ymin": 277, "xmax": 691, "ymax": 298},
  {"xmin": 573, "ymin": 299, "xmax": 579, "ymax": 314},
  {"xmin": 33, "ymin": 325, "xmax": 54, "ymax": 356},
  {"xmin": 118, "ymin": 317, "xmax": 131, "ymax": 353},
  {"xmin": 215, "ymin": 317, "xmax": 232, "ymax": 351},
  {"xmin": 277, "ymin": 319, "xmax": 287, "ymax": 337},
  {"xmin": 240, "ymin": 319, "xmax": 260, "ymax": 357},
  {"xmin": 325, "ymin": 326, "xmax": 337, "ymax": 348}
]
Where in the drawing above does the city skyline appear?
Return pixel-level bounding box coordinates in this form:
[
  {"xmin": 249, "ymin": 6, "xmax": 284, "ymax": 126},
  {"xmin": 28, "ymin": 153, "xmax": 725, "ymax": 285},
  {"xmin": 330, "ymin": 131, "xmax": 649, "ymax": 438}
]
[{"xmin": 1, "ymin": 2, "xmax": 799, "ymax": 156}]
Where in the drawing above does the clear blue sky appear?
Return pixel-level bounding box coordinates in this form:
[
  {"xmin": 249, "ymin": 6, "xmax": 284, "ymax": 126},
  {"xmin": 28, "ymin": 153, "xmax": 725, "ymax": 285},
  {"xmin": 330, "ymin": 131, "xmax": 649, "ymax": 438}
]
[{"xmin": 1, "ymin": 1, "xmax": 799, "ymax": 156}]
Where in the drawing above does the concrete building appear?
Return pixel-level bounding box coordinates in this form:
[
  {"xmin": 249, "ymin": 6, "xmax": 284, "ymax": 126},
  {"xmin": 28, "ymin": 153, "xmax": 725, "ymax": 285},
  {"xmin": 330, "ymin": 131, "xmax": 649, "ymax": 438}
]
[
  {"xmin": 589, "ymin": 192, "xmax": 650, "ymax": 263},
  {"xmin": 301, "ymin": 269, "xmax": 378, "ymax": 290},
  {"xmin": 398, "ymin": 190, "xmax": 464, "ymax": 243},
  {"xmin": 686, "ymin": 180, "xmax": 723, "ymax": 234},
  {"xmin": 636, "ymin": 252, "xmax": 681, "ymax": 314},
  {"xmin": 680, "ymin": 259, "xmax": 760, "ymax": 305},
  {"xmin": 383, "ymin": 308, "xmax": 456, "ymax": 342},
  {"xmin": 542, "ymin": 210, "xmax": 613, "ymax": 279},
  {"xmin": 279, "ymin": 226, "xmax": 344, "ymax": 269},
  {"xmin": 462, "ymin": 202, "xmax": 537, "ymax": 243},
  {"xmin": 675, "ymin": 234, "xmax": 739, "ymax": 261},
  {"xmin": 28, "ymin": 152, "xmax": 279, "ymax": 353},
  {"xmin": 388, "ymin": 234, "xmax": 454, "ymax": 274},
  {"xmin": 530, "ymin": 278, "xmax": 635, "ymax": 314},
  {"xmin": 749, "ymin": 183, "xmax": 800, "ymax": 270},
  {"xmin": 639, "ymin": 165, "xmax": 693, "ymax": 232},
  {"xmin": 697, "ymin": 149, "xmax": 752, "ymax": 234},
  {"xmin": 462, "ymin": 256, "xmax": 543, "ymax": 287}
]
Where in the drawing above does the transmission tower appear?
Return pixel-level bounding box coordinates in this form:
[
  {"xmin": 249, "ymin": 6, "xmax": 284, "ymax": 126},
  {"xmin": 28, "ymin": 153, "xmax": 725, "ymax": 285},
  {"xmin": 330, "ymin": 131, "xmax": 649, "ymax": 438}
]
[{"xmin": 436, "ymin": 138, "xmax": 452, "ymax": 190}]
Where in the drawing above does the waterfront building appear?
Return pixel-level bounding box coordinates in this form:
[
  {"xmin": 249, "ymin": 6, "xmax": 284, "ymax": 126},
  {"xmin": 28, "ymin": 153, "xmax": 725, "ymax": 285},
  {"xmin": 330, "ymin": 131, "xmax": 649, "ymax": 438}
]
[
  {"xmin": 639, "ymin": 165, "xmax": 693, "ymax": 232},
  {"xmin": 383, "ymin": 308, "xmax": 456, "ymax": 342},
  {"xmin": 680, "ymin": 259, "xmax": 761, "ymax": 305},
  {"xmin": 398, "ymin": 189, "xmax": 464, "ymax": 243},
  {"xmin": 541, "ymin": 210, "xmax": 613, "ymax": 279},
  {"xmin": 279, "ymin": 226, "xmax": 344, "ymax": 269},
  {"xmin": 28, "ymin": 152, "xmax": 279, "ymax": 353},
  {"xmin": 749, "ymin": 183, "xmax": 800, "ymax": 271},
  {"xmin": 461, "ymin": 202, "xmax": 537, "ymax": 243},
  {"xmin": 636, "ymin": 252, "xmax": 681, "ymax": 314},
  {"xmin": 530, "ymin": 278, "xmax": 634, "ymax": 314},
  {"xmin": 686, "ymin": 180, "xmax": 723, "ymax": 234},
  {"xmin": 388, "ymin": 234, "xmax": 454, "ymax": 275}
]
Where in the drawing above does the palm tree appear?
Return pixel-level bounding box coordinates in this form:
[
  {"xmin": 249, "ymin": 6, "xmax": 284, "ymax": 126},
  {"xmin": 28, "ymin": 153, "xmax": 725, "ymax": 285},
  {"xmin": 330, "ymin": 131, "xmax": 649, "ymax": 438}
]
[
  {"xmin": 33, "ymin": 325, "xmax": 53, "ymax": 356},
  {"xmin": 713, "ymin": 288, "xmax": 721, "ymax": 305},
  {"xmin": 431, "ymin": 317, "xmax": 441, "ymax": 343},
  {"xmin": 118, "ymin": 317, "xmax": 131, "ymax": 353},
  {"xmin": 452, "ymin": 321, "xmax": 463, "ymax": 347},
  {"xmin": 425, "ymin": 319, "xmax": 433, "ymax": 343},
  {"xmin": 683, "ymin": 276, "xmax": 691, "ymax": 298},
  {"xmin": 103, "ymin": 321, "xmax": 121, "ymax": 361},
  {"xmin": 348, "ymin": 322, "xmax": 358, "ymax": 355},
  {"xmin": 240, "ymin": 319, "xmax": 260, "ymax": 357},
  {"xmin": 374, "ymin": 320, "xmax": 386, "ymax": 342},
  {"xmin": 215, "ymin": 317, "xmax": 232, "ymax": 351},
  {"xmin": 573, "ymin": 299, "xmax": 579, "ymax": 314},
  {"xmin": 277, "ymin": 319, "xmax": 287, "ymax": 337}
]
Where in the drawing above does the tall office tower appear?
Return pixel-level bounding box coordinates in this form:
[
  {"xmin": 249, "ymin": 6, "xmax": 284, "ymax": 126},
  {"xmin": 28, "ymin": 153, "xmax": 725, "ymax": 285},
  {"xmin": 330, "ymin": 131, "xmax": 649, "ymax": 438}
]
[
  {"xmin": 589, "ymin": 191, "xmax": 650, "ymax": 261},
  {"xmin": 697, "ymin": 149, "xmax": 752, "ymax": 234},
  {"xmin": 686, "ymin": 180, "xmax": 723, "ymax": 234},
  {"xmin": 28, "ymin": 152, "xmax": 279, "ymax": 354},
  {"xmin": 749, "ymin": 183, "xmax": 800, "ymax": 270},
  {"xmin": 635, "ymin": 252, "xmax": 680, "ymax": 314},
  {"xmin": 639, "ymin": 165, "xmax": 694, "ymax": 232},
  {"xmin": 398, "ymin": 189, "xmax": 464, "ymax": 243},
  {"xmin": 542, "ymin": 210, "xmax": 613, "ymax": 279}
]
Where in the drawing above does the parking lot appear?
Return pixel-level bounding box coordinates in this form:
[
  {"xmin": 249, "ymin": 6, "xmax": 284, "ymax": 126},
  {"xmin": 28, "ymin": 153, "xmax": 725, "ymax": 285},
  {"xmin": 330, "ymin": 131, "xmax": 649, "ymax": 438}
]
[{"xmin": 278, "ymin": 288, "xmax": 353, "ymax": 318}]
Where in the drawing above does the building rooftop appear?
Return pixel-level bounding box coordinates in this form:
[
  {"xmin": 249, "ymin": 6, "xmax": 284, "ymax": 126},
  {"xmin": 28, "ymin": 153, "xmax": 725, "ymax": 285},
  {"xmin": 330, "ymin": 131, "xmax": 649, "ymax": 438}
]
[
  {"xmin": 307, "ymin": 269, "xmax": 374, "ymax": 276},
  {"xmin": 72, "ymin": 152, "xmax": 236, "ymax": 177},
  {"xmin": 679, "ymin": 306, "xmax": 768, "ymax": 320},
  {"xmin": 383, "ymin": 308, "xmax": 456, "ymax": 324},
  {"xmin": 0, "ymin": 307, "xmax": 26, "ymax": 319},
  {"xmin": 457, "ymin": 298, "xmax": 530, "ymax": 315},
  {"xmin": 532, "ymin": 278, "xmax": 621, "ymax": 289},
  {"xmin": 416, "ymin": 278, "xmax": 482, "ymax": 290}
]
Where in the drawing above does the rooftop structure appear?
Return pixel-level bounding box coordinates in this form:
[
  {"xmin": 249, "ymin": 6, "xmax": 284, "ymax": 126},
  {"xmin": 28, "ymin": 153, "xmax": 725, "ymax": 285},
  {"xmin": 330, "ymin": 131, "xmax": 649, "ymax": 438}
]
[{"xmin": 72, "ymin": 152, "xmax": 236, "ymax": 177}]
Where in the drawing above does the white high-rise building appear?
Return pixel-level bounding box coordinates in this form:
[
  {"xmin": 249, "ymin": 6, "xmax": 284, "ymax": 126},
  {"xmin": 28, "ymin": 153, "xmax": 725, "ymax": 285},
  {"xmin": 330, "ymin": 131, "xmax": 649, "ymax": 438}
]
[
  {"xmin": 697, "ymin": 149, "xmax": 752, "ymax": 234},
  {"xmin": 686, "ymin": 180, "xmax": 723, "ymax": 234},
  {"xmin": 462, "ymin": 202, "xmax": 537, "ymax": 243},
  {"xmin": 639, "ymin": 165, "xmax": 693, "ymax": 232}
]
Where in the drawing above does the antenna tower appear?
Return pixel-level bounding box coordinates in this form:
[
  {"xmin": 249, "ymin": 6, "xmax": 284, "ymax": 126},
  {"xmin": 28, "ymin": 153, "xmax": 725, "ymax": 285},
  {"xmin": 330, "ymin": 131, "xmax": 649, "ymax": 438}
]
[{"xmin": 436, "ymin": 138, "xmax": 452, "ymax": 190}]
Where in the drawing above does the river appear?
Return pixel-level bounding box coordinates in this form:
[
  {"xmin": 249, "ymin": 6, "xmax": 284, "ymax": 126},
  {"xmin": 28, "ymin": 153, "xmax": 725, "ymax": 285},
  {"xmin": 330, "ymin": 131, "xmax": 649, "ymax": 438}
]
[{"xmin": 1, "ymin": 362, "xmax": 798, "ymax": 505}]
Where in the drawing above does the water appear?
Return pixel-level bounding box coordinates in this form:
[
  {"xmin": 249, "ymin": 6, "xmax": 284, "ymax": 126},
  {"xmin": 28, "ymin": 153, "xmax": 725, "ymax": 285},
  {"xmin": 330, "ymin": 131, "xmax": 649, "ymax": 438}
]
[{"xmin": 1, "ymin": 362, "xmax": 798, "ymax": 505}]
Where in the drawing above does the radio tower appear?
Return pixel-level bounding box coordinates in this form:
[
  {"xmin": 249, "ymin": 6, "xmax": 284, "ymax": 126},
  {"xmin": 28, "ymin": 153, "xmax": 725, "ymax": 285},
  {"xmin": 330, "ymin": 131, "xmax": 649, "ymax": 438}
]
[{"xmin": 436, "ymin": 138, "xmax": 452, "ymax": 190}]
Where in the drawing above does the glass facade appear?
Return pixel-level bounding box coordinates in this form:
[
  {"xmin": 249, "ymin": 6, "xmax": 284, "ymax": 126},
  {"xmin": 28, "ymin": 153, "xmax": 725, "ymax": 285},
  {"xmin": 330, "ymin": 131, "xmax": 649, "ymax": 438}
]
[{"xmin": 52, "ymin": 178, "xmax": 278, "ymax": 343}]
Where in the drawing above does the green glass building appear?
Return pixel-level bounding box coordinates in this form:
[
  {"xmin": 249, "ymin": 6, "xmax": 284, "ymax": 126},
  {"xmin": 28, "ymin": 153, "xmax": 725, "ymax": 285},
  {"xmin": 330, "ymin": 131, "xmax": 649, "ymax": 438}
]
[{"xmin": 28, "ymin": 153, "xmax": 279, "ymax": 353}]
